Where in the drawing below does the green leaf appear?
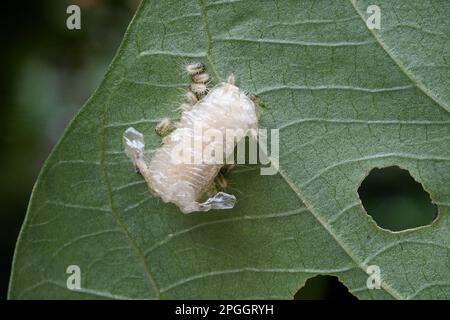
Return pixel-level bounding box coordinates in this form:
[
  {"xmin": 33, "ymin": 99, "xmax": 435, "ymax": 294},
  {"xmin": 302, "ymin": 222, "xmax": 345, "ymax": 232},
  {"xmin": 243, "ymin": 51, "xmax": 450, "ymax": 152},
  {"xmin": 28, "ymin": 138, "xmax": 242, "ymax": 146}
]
[{"xmin": 9, "ymin": 0, "xmax": 450, "ymax": 299}]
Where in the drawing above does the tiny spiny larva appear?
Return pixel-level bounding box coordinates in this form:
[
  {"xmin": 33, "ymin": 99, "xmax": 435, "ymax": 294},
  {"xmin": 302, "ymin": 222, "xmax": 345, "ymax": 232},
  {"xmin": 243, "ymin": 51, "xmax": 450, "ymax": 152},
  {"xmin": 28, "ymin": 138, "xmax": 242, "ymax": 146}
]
[
  {"xmin": 154, "ymin": 117, "xmax": 173, "ymax": 136},
  {"xmin": 123, "ymin": 63, "xmax": 259, "ymax": 214},
  {"xmin": 185, "ymin": 62, "xmax": 204, "ymax": 75},
  {"xmin": 192, "ymin": 72, "xmax": 210, "ymax": 84}
]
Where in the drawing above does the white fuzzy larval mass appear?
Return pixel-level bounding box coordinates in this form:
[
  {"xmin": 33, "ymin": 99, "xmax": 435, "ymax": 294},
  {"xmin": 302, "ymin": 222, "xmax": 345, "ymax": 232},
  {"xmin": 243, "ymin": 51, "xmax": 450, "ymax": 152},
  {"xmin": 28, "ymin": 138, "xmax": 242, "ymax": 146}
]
[{"xmin": 123, "ymin": 82, "xmax": 259, "ymax": 214}]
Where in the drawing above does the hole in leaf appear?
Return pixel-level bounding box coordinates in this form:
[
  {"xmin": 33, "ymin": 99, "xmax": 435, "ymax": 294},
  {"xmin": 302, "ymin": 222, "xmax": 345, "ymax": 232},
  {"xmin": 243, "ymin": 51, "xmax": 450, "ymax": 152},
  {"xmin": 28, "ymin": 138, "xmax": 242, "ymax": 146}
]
[
  {"xmin": 294, "ymin": 275, "xmax": 356, "ymax": 300},
  {"xmin": 358, "ymin": 166, "xmax": 438, "ymax": 231}
]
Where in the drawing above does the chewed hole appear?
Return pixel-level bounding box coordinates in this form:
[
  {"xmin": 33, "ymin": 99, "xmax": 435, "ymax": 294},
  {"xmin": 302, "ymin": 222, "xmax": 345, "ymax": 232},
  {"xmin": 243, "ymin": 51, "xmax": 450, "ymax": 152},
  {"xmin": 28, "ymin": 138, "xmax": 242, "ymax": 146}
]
[
  {"xmin": 294, "ymin": 275, "xmax": 356, "ymax": 300},
  {"xmin": 358, "ymin": 166, "xmax": 438, "ymax": 232}
]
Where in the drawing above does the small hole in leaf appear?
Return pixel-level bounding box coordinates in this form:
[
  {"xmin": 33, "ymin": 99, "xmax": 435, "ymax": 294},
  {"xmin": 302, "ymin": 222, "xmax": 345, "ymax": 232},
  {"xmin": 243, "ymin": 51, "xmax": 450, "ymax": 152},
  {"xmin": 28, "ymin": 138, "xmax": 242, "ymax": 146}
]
[
  {"xmin": 358, "ymin": 166, "xmax": 438, "ymax": 231},
  {"xmin": 294, "ymin": 275, "xmax": 356, "ymax": 300}
]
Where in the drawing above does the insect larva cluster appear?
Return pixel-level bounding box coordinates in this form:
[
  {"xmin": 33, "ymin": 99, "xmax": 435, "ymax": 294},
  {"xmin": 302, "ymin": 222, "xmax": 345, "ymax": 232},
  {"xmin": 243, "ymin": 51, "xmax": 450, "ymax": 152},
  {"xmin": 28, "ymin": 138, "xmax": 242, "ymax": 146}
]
[{"xmin": 123, "ymin": 63, "xmax": 259, "ymax": 214}]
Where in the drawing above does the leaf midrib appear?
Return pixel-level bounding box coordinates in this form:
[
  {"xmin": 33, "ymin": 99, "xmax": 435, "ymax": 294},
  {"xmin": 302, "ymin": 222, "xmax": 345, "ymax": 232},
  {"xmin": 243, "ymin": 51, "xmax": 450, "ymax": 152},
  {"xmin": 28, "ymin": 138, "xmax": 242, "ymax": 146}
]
[
  {"xmin": 97, "ymin": 1, "xmax": 162, "ymax": 299},
  {"xmin": 350, "ymin": 0, "xmax": 450, "ymax": 114}
]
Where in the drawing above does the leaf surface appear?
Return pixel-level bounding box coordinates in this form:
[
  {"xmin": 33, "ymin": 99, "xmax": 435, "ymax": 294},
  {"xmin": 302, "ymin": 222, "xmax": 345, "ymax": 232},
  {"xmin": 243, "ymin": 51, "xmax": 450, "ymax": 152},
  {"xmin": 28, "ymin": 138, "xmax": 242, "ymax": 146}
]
[{"xmin": 9, "ymin": 0, "xmax": 450, "ymax": 299}]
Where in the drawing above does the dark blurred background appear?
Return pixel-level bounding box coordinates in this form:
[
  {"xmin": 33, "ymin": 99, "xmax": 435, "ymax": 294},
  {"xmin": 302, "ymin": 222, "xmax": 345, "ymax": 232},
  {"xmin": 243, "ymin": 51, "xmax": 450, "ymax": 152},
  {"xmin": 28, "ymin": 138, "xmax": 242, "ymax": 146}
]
[{"xmin": 0, "ymin": 0, "xmax": 437, "ymax": 300}]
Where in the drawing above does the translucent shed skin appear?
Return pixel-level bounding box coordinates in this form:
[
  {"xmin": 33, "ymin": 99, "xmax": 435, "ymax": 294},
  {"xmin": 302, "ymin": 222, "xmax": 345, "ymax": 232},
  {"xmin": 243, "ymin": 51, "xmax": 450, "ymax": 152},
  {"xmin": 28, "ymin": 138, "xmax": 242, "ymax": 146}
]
[{"xmin": 123, "ymin": 81, "xmax": 259, "ymax": 214}]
